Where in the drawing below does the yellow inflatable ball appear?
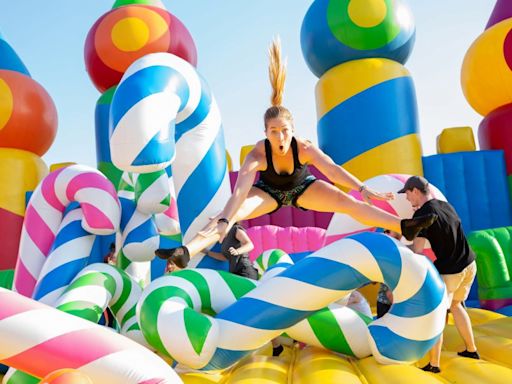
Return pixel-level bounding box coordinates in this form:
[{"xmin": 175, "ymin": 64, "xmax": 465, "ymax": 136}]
[
  {"xmin": 462, "ymin": 19, "xmax": 512, "ymax": 116},
  {"xmin": 39, "ymin": 369, "xmax": 92, "ymax": 384}
]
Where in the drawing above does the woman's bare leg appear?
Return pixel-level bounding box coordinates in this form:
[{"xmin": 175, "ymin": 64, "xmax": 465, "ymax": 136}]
[
  {"xmin": 158, "ymin": 187, "xmax": 279, "ymax": 259},
  {"xmin": 296, "ymin": 180, "xmax": 403, "ymax": 233}
]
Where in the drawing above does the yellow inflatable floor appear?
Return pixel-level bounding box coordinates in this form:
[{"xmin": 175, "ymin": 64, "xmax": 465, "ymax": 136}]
[{"xmin": 2, "ymin": 309, "xmax": 512, "ymax": 384}]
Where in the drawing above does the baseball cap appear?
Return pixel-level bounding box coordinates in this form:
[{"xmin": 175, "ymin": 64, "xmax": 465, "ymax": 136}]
[{"xmin": 397, "ymin": 176, "xmax": 429, "ymax": 193}]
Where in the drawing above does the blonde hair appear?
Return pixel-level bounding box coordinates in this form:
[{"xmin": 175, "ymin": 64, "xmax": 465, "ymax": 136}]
[{"xmin": 264, "ymin": 37, "xmax": 293, "ymax": 128}]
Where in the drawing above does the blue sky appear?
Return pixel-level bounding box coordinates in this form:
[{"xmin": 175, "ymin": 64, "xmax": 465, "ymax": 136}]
[{"xmin": 0, "ymin": 1, "xmax": 496, "ymax": 169}]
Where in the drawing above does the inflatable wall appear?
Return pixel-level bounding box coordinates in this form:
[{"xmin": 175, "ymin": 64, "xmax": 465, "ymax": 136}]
[{"xmin": 423, "ymin": 150, "xmax": 512, "ymax": 233}]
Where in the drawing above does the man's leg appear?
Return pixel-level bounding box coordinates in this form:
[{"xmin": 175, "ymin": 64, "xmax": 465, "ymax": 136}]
[
  {"xmin": 451, "ymin": 300, "xmax": 478, "ymax": 353},
  {"xmin": 449, "ymin": 262, "xmax": 479, "ymax": 358},
  {"xmin": 422, "ymin": 293, "xmax": 451, "ymax": 373},
  {"xmin": 428, "ymin": 333, "xmax": 443, "ymax": 368}
]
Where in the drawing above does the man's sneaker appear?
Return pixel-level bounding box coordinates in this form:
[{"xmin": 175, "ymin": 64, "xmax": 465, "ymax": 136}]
[
  {"xmin": 457, "ymin": 350, "xmax": 480, "ymax": 359},
  {"xmin": 421, "ymin": 363, "xmax": 441, "ymax": 373}
]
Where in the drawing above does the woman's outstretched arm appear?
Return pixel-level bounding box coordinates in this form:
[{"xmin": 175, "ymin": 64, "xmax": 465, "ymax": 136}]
[
  {"xmin": 303, "ymin": 141, "xmax": 394, "ymax": 202},
  {"xmin": 221, "ymin": 151, "xmax": 262, "ymax": 222},
  {"xmin": 199, "ymin": 147, "xmax": 264, "ymax": 241}
]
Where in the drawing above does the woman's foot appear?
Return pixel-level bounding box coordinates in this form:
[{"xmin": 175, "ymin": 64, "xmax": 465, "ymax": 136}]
[
  {"xmin": 155, "ymin": 246, "xmax": 190, "ymax": 268},
  {"xmin": 421, "ymin": 363, "xmax": 441, "ymax": 373},
  {"xmin": 155, "ymin": 248, "xmax": 174, "ymax": 260},
  {"xmin": 401, "ymin": 214, "xmax": 437, "ymax": 241}
]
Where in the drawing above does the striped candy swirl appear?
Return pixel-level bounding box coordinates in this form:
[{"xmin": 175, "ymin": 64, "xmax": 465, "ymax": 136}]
[
  {"xmin": 110, "ymin": 52, "xmax": 230, "ymax": 243},
  {"xmin": 138, "ymin": 233, "xmax": 445, "ymax": 369},
  {"xmin": 0, "ymin": 288, "xmax": 182, "ymax": 384},
  {"xmin": 13, "ymin": 165, "xmax": 120, "ymax": 298},
  {"xmin": 32, "ymin": 207, "xmax": 96, "ymax": 306},
  {"xmin": 202, "ymin": 233, "xmax": 446, "ymax": 369}
]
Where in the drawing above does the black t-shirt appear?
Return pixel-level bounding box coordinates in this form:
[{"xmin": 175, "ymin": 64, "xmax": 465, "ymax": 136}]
[{"xmin": 414, "ymin": 199, "xmax": 475, "ymax": 274}]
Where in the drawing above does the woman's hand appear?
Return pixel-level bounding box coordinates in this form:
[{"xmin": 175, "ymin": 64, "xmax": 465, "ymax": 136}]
[
  {"xmin": 198, "ymin": 218, "xmax": 232, "ymax": 242},
  {"xmin": 228, "ymin": 247, "xmax": 239, "ymax": 256},
  {"xmin": 361, "ymin": 188, "xmax": 395, "ymax": 204}
]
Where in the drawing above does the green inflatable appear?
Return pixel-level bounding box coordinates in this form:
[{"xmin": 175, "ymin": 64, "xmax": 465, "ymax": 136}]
[
  {"xmin": 468, "ymin": 226, "xmax": 512, "ymax": 310},
  {"xmin": 0, "ymin": 269, "xmax": 13, "ymax": 290}
]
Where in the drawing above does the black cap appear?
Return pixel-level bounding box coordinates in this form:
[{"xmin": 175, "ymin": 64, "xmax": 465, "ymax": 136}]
[{"xmin": 397, "ymin": 176, "xmax": 429, "ymax": 193}]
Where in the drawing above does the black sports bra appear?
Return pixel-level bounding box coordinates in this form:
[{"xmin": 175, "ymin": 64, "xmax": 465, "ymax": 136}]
[{"xmin": 259, "ymin": 137, "xmax": 312, "ymax": 191}]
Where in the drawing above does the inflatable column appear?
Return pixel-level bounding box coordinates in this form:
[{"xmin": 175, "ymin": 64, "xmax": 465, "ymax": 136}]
[
  {"xmin": 84, "ymin": 0, "xmax": 195, "ymax": 262},
  {"xmin": 301, "ymin": 0, "xmax": 422, "ymax": 181},
  {"xmin": 0, "ymin": 33, "xmax": 57, "ymax": 270},
  {"xmin": 462, "ymin": 0, "xmax": 512, "ymax": 194}
]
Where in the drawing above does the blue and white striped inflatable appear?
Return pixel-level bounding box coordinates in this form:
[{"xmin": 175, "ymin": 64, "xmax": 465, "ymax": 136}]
[
  {"xmin": 138, "ymin": 232, "xmax": 446, "ymax": 369},
  {"xmin": 204, "ymin": 232, "xmax": 447, "ymax": 369},
  {"xmin": 110, "ymin": 52, "xmax": 231, "ymax": 242}
]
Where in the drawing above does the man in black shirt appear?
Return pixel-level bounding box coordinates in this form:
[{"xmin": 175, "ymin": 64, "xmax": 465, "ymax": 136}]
[{"xmin": 399, "ymin": 176, "xmax": 479, "ymax": 373}]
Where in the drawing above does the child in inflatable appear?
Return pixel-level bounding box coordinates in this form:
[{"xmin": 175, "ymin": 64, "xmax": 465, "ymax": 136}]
[{"xmin": 156, "ymin": 39, "xmax": 436, "ymax": 268}]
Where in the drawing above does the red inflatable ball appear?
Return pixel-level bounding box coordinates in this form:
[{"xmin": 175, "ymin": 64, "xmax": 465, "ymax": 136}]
[{"xmin": 84, "ymin": 5, "xmax": 197, "ymax": 92}]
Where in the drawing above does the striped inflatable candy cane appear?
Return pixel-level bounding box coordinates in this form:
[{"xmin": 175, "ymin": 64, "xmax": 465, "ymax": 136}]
[
  {"xmin": 255, "ymin": 248, "xmax": 295, "ymax": 281},
  {"xmin": 138, "ymin": 242, "xmax": 392, "ymax": 369},
  {"xmin": 116, "ymin": 197, "xmax": 159, "ymax": 286},
  {"xmin": 110, "ymin": 52, "xmax": 230, "ymax": 243},
  {"xmin": 32, "ymin": 207, "xmax": 96, "ymax": 306},
  {"xmin": 255, "ymin": 249, "xmax": 372, "ymax": 358},
  {"xmin": 118, "ymin": 197, "xmax": 159, "ymax": 264},
  {"xmin": 0, "ymin": 288, "xmax": 182, "ymax": 384},
  {"xmin": 13, "ymin": 164, "xmax": 120, "ymax": 298},
  {"xmin": 135, "ymin": 170, "xmax": 171, "ymax": 215},
  {"xmin": 137, "ymin": 269, "xmax": 257, "ymax": 368},
  {"xmin": 115, "ymin": 171, "xmax": 174, "ymax": 285},
  {"xmin": 54, "ymin": 263, "xmax": 145, "ymax": 346},
  {"xmin": 4, "ymin": 264, "xmax": 149, "ymax": 383},
  {"xmin": 117, "ymin": 169, "xmax": 180, "ymax": 236},
  {"xmin": 146, "ymin": 232, "xmax": 445, "ymax": 370}
]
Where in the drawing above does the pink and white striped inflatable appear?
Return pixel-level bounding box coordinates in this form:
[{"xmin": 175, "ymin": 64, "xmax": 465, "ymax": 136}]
[
  {"xmin": 0, "ymin": 288, "xmax": 181, "ymax": 384},
  {"xmin": 13, "ymin": 165, "xmax": 121, "ymax": 298}
]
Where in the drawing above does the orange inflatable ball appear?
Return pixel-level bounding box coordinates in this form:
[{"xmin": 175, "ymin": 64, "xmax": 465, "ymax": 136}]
[
  {"xmin": 0, "ymin": 70, "xmax": 58, "ymax": 156},
  {"xmin": 461, "ymin": 18, "xmax": 512, "ymax": 116},
  {"xmin": 39, "ymin": 369, "xmax": 93, "ymax": 384}
]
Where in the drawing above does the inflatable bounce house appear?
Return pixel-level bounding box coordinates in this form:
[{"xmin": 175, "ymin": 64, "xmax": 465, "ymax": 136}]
[{"xmin": 3, "ymin": 0, "xmax": 512, "ymax": 383}]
